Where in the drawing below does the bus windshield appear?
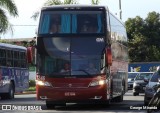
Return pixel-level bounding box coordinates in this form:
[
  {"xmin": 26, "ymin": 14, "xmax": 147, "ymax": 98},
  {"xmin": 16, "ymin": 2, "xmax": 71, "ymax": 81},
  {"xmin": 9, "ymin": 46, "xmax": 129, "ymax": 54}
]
[
  {"xmin": 39, "ymin": 11, "xmax": 104, "ymax": 34},
  {"xmin": 37, "ymin": 37, "xmax": 105, "ymax": 77}
]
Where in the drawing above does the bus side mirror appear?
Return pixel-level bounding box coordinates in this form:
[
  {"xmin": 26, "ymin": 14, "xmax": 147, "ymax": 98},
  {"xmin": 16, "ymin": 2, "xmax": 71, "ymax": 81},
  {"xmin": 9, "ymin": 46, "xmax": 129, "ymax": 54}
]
[
  {"xmin": 27, "ymin": 46, "xmax": 34, "ymax": 64},
  {"xmin": 106, "ymin": 48, "xmax": 112, "ymax": 66}
]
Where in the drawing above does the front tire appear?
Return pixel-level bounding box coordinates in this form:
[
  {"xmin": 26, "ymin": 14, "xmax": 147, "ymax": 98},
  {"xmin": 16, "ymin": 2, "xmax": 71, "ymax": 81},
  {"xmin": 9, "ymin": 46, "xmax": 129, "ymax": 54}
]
[
  {"xmin": 46, "ymin": 101, "xmax": 55, "ymax": 109},
  {"xmin": 133, "ymin": 92, "xmax": 139, "ymax": 96},
  {"xmin": 1, "ymin": 83, "xmax": 14, "ymax": 100},
  {"xmin": 116, "ymin": 92, "xmax": 123, "ymax": 102},
  {"xmin": 46, "ymin": 101, "xmax": 66, "ymax": 109},
  {"xmin": 144, "ymin": 95, "xmax": 149, "ymax": 106},
  {"xmin": 7, "ymin": 83, "xmax": 15, "ymax": 99}
]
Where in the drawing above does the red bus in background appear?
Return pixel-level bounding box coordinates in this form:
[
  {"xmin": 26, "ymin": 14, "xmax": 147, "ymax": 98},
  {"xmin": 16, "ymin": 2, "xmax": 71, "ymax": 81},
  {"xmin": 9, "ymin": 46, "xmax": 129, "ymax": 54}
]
[{"xmin": 31, "ymin": 5, "xmax": 128, "ymax": 108}]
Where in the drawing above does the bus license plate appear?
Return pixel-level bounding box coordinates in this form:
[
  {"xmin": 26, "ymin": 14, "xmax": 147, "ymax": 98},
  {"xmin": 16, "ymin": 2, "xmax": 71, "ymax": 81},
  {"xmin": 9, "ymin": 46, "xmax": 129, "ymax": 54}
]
[{"xmin": 65, "ymin": 92, "xmax": 76, "ymax": 96}]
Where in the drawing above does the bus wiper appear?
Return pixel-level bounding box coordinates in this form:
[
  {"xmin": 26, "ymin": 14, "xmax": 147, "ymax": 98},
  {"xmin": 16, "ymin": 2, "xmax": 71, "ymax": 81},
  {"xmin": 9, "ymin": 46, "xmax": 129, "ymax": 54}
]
[{"xmin": 73, "ymin": 70, "xmax": 91, "ymax": 76}]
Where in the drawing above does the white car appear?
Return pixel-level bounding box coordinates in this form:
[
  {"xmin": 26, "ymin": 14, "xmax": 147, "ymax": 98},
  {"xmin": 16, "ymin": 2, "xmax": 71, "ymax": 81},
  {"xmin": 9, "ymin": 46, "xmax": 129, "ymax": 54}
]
[
  {"xmin": 132, "ymin": 72, "xmax": 154, "ymax": 96},
  {"xmin": 128, "ymin": 72, "xmax": 139, "ymax": 89}
]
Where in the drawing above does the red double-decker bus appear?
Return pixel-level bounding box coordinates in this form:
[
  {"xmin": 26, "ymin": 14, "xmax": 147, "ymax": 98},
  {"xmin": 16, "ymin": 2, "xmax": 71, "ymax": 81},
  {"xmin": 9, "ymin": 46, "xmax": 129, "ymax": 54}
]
[{"xmin": 31, "ymin": 5, "xmax": 128, "ymax": 108}]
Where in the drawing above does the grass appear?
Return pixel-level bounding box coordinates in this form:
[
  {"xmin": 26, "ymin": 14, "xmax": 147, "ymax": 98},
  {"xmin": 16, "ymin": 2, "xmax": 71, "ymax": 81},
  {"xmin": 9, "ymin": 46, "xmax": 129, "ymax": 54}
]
[
  {"xmin": 26, "ymin": 86, "xmax": 36, "ymax": 91},
  {"xmin": 25, "ymin": 80, "xmax": 36, "ymax": 91}
]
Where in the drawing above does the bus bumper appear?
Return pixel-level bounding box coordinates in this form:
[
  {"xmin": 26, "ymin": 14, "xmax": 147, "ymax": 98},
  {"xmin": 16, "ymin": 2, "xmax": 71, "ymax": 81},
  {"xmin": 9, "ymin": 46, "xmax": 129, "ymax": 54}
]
[{"xmin": 36, "ymin": 85, "xmax": 108, "ymax": 103}]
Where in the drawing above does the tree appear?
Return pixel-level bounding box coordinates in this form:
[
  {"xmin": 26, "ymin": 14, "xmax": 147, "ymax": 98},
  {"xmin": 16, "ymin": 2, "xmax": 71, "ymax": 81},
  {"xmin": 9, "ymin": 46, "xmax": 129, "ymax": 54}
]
[
  {"xmin": 125, "ymin": 16, "xmax": 145, "ymax": 41},
  {"xmin": 32, "ymin": 0, "xmax": 101, "ymax": 20},
  {"xmin": 91, "ymin": 0, "xmax": 99, "ymax": 5},
  {"xmin": 31, "ymin": 0, "xmax": 78, "ymax": 20},
  {"xmin": 125, "ymin": 11, "xmax": 160, "ymax": 62},
  {"xmin": 0, "ymin": 0, "xmax": 18, "ymax": 34}
]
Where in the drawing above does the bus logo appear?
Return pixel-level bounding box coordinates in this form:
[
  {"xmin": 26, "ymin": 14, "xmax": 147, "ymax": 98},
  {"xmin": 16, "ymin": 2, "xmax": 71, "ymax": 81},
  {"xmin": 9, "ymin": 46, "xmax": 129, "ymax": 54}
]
[{"xmin": 96, "ymin": 38, "xmax": 104, "ymax": 42}]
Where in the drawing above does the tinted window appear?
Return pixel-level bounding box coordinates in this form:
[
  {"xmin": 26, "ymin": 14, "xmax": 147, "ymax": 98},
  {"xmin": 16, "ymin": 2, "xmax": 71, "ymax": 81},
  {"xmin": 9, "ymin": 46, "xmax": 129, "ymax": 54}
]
[
  {"xmin": 128, "ymin": 73, "xmax": 138, "ymax": 79},
  {"xmin": 150, "ymin": 72, "xmax": 160, "ymax": 82},
  {"xmin": 109, "ymin": 13, "xmax": 127, "ymax": 43},
  {"xmin": 135, "ymin": 73, "xmax": 152, "ymax": 80},
  {"xmin": 39, "ymin": 11, "xmax": 104, "ymax": 34},
  {"xmin": 0, "ymin": 49, "xmax": 6, "ymax": 66},
  {"xmin": 6, "ymin": 50, "xmax": 13, "ymax": 66},
  {"xmin": 37, "ymin": 37, "xmax": 105, "ymax": 76}
]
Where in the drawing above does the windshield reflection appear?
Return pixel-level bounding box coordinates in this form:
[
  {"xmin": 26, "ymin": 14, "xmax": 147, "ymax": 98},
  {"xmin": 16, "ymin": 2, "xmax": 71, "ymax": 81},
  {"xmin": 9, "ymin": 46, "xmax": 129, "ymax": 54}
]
[{"xmin": 37, "ymin": 37, "xmax": 105, "ymax": 76}]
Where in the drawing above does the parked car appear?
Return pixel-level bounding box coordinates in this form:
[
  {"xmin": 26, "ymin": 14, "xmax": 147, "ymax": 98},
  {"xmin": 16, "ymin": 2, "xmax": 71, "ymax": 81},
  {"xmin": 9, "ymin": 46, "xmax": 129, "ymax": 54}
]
[
  {"xmin": 144, "ymin": 71, "xmax": 160, "ymax": 105},
  {"xmin": 133, "ymin": 72, "xmax": 154, "ymax": 96},
  {"xmin": 128, "ymin": 72, "xmax": 139, "ymax": 89}
]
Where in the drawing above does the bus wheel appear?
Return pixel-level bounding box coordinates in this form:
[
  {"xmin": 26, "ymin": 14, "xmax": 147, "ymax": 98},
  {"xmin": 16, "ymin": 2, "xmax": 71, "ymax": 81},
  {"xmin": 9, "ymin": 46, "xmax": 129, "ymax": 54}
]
[
  {"xmin": 133, "ymin": 92, "xmax": 139, "ymax": 96},
  {"xmin": 116, "ymin": 84, "xmax": 124, "ymax": 102},
  {"xmin": 1, "ymin": 83, "xmax": 14, "ymax": 100},
  {"xmin": 97, "ymin": 99, "xmax": 111, "ymax": 107},
  {"xmin": 117, "ymin": 92, "xmax": 123, "ymax": 102},
  {"xmin": 6, "ymin": 83, "xmax": 15, "ymax": 99},
  {"xmin": 46, "ymin": 101, "xmax": 55, "ymax": 109}
]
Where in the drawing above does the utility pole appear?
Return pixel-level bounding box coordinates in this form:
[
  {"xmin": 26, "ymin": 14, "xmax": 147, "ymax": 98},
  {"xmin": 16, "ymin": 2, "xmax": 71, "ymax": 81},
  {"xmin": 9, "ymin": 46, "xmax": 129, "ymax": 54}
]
[{"xmin": 119, "ymin": 0, "xmax": 122, "ymax": 20}]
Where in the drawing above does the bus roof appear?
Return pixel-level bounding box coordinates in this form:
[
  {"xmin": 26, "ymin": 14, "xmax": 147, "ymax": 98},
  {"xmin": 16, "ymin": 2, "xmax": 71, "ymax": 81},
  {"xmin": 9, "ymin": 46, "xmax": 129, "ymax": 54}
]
[
  {"xmin": 41, "ymin": 5, "xmax": 107, "ymax": 11},
  {"xmin": 0, "ymin": 43, "xmax": 27, "ymax": 51},
  {"xmin": 40, "ymin": 4, "xmax": 124, "ymax": 26}
]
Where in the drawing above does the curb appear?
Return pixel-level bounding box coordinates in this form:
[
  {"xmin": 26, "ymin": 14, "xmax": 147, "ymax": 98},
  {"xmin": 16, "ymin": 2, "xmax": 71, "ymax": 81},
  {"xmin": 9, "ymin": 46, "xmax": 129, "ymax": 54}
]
[{"xmin": 15, "ymin": 91, "xmax": 36, "ymax": 95}]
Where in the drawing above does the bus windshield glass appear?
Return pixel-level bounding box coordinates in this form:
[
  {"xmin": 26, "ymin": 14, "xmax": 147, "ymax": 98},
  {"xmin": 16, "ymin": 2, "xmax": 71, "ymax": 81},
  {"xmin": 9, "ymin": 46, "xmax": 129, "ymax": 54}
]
[
  {"xmin": 37, "ymin": 37, "xmax": 105, "ymax": 77},
  {"xmin": 39, "ymin": 11, "xmax": 104, "ymax": 34}
]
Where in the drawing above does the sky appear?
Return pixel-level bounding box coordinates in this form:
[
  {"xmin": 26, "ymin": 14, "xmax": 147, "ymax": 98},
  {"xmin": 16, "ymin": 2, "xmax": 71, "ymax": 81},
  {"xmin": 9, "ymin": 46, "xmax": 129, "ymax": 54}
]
[{"xmin": 1, "ymin": 0, "xmax": 160, "ymax": 39}]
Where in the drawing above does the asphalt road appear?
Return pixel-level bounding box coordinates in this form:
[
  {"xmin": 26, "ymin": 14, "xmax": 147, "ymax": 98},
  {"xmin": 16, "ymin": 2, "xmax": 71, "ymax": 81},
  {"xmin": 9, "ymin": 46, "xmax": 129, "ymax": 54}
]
[{"xmin": 0, "ymin": 90, "xmax": 153, "ymax": 113}]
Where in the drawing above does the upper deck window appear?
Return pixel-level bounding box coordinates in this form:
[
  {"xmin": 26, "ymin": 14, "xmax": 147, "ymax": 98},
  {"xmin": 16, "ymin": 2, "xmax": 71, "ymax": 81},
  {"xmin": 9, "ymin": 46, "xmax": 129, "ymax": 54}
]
[{"xmin": 39, "ymin": 11, "xmax": 104, "ymax": 34}]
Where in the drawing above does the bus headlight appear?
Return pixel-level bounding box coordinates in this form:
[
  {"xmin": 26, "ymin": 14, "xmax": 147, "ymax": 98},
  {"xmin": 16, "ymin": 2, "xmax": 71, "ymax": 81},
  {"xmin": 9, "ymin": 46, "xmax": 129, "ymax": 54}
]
[
  {"xmin": 36, "ymin": 80, "xmax": 51, "ymax": 87},
  {"xmin": 89, "ymin": 80, "xmax": 105, "ymax": 87}
]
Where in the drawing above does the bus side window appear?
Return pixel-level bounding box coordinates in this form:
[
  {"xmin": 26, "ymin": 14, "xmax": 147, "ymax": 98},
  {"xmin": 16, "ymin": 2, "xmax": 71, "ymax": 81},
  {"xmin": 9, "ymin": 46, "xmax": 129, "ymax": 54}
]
[
  {"xmin": 0, "ymin": 49, "xmax": 2, "ymax": 66},
  {"xmin": 0, "ymin": 49, "xmax": 6, "ymax": 66},
  {"xmin": 20, "ymin": 52, "xmax": 26, "ymax": 68},
  {"xmin": 13, "ymin": 51, "xmax": 19, "ymax": 67},
  {"xmin": 6, "ymin": 50, "xmax": 13, "ymax": 67},
  {"xmin": 7, "ymin": 61, "xmax": 11, "ymax": 67}
]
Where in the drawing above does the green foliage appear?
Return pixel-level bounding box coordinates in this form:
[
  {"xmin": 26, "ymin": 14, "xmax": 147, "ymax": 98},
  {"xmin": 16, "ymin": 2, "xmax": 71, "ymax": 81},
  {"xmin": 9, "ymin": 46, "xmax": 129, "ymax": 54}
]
[
  {"xmin": 32, "ymin": 0, "xmax": 78, "ymax": 20},
  {"xmin": 125, "ymin": 11, "xmax": 160, "ymax": 62},
  {"xmin": 0, "ymin": 0, "xmax": 18, "ymax": 34},
  {"xmin": 91, "ymin": 0, "xmax": 99, "ymax": 5},
  {"xmin": 0, "ymin": 39, "xmax": 36, "ymax": 48},
  {"xmin": 0, "ymin": 39, "xmax": 8, "ymax": 43},
  {"xmin": 26, "ymin": 87, "xmax": 36, "ymax": 91},
  {"xmin": 32, "ymin": 0, "xmax": 100, "ymax": 20},
  {"xmin": 44, "ymin": 0, "xmax": 78, "ymax": 6},
  {"xmin": 25, "ymin": 80, "xmax": 36, "ymax": 91},
  {"xmin": 29, "ymin": 80, "xmax": 36, "ymax": 87}
]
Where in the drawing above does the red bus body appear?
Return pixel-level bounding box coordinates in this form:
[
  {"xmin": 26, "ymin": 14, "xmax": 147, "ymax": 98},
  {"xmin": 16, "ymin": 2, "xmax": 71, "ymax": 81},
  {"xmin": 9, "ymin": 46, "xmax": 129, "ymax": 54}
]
[
  {"xmin": 36, "ymin": 75, "xmax": 109, "ymax": 102},
  {"xmin": 35, "ymin": 5, "xmax": 128, "ymax": 107}
]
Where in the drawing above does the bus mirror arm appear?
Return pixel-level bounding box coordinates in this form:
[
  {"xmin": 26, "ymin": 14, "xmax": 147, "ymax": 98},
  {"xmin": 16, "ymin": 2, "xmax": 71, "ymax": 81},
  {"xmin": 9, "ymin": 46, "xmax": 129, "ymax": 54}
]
[
  {"xmin": 105, "ymin": 48, "xmax": 112, "ymax": 66},
  {"xmin": 27, "ymin": 46, "xmax": 35, "ymax": 64}
]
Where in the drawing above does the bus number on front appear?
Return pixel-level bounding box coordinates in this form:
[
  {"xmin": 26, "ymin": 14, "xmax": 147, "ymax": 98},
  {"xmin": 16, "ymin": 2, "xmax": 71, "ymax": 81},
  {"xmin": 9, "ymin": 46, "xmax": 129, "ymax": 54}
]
[{"xmin": 65, "ymin": 92, "xmax": 76, "ymax": 96}]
